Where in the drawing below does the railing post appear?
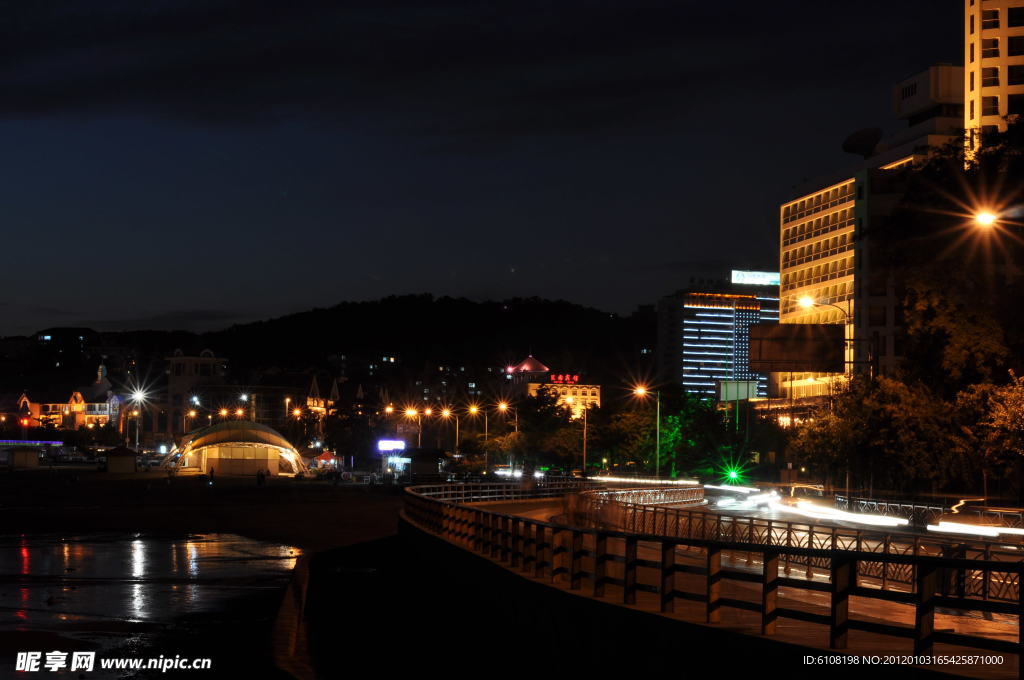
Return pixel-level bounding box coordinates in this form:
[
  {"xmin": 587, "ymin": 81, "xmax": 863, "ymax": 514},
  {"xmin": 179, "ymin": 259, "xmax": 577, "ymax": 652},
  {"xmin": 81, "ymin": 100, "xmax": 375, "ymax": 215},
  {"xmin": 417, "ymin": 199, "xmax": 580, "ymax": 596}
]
[
  {"xmin": 914, "ymin": 562, "xmax": 937, "ymax": 656},
  {"xmin": 535, "ymin": 524, "xmax": 547, "ymax": 579},
  {"xmin": 806, "ymin": 526, "xmax": 815, "ymax": 579},
  {"xmin": 522, "ymin": 520, "xmax": 535, "ymax": 573},
  {"xmin": 593, "ymin": 533, "xmax": 607, "ymax": 597},
  {"xmin": 830, "ymin": 555, "xmax": 853, "ymax": 649},
  {"xmin": 762, "ymin": 549, "xmax": 779, "ymax": 635},
  {"xmin": 707, "ymin": 546, "xmax": 722, "ymax": 623},
  {"xmin": 660, "ymin": 541, "xmax": 675, "ymax": 613},
  {"xmin": 982, "ymin": 544, "xmax": 991, "ymax": 601},
  {"xmin": 882, "ymin": 535, "xmax": 890, "ymax": 590},
  {"xmin": 747, "ymin": 518, "xmax": 754, "ymax": 567},
  {"xmin": 500, "ymin": 516, "xmax": 510, "ymax": 562},
  {"xmin": 488, "ymin": 513, "xmax": 499, "ymax": 557},
  {"xmin": 569, "ymin": 530, "xmax": 583, "ymax": 590},
  {"xmin": 623, "ymin": 536, "xmax": 637, "ymax": 604},
  {"xmin": 510, "ymin": 518, "xmax": 521, "ymax": 568}
]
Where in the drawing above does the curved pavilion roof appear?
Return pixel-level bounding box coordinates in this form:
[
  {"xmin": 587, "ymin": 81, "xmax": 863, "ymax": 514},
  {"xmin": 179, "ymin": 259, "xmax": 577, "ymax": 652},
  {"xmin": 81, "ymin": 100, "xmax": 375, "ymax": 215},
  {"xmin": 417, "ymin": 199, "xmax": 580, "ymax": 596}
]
[{"xmin": 180, "ymin": 420, "xmax": 297, "ymax": 454}]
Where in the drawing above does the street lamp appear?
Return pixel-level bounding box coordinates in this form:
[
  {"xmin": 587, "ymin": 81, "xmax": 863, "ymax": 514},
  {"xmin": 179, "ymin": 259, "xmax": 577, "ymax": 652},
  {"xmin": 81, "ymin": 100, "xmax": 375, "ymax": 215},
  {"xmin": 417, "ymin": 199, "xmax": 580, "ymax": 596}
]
[
  {"xmin": 633, "ymin": 385, "xmax": 661, "ymax": 479},
  {"xmin": 566, "ymin": 397, "xmax": 587, "ymax": 478},
  {"xmin": 441, "ymin": 408, "xmax": 460, "ymax": 455},
  {"xmin": 975, "ymin": 210, "xmax": 998, "ymax": 227},
  {"xmin": 497, "ymin": 402, "xmax": 518, "ymax": 432},
  {"xmin": 404, "ymin": 408, "xmax": 422, "ymax": 447},
  {"xmin": 130, "ymin": 389, "xmax": 147, "ymax": 450},
  {"xmin": 469, "ymin": 405, "xmax": 489, "ymax": 472},
  {"xmin": 799, "ymin": 295, "xmax": 857, "ymax": 493}
]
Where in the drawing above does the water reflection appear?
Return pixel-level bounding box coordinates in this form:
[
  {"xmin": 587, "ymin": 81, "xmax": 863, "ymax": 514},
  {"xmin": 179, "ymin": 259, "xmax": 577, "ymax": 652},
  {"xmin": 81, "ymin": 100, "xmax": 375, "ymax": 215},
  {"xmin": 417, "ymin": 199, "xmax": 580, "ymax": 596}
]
[{"xmin": 0, "ymin": 533, "xmax": 298, "ymax": 650}]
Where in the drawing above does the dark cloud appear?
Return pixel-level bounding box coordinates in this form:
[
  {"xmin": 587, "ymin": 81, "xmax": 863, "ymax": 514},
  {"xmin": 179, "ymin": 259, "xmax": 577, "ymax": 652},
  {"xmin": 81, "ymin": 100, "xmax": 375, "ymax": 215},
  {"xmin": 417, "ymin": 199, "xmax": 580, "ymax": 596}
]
[{"xmin": 0, "ymin": 1, "xmax": 960, "ymax": 140}]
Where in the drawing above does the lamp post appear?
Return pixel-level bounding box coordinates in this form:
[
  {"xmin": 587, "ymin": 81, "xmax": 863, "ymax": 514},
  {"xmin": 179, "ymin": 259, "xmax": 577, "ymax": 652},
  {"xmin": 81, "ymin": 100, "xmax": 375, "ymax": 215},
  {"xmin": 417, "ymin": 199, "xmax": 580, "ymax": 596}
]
[
  {"xmin": 469, "ymin": 405, "xmax": 488, "ymax": 472},
  {"xmin": 799, "ymin": 295, "xmax": 856, "ymax": 493},
  {"xmin": 130, "ymin": 390, "xmax": 147, "ymax": 451},
  {"xmin": 633, "ymin": 386, "xmax": 661, "ymax": 478},
  {"xmin": 441, "ymin": 409, "xmax": 459, "ymax": 455},
  {"xmin": 566, "ymin": 397, "xmax": 587, "ymax": 477},
  {"xmin": 497, "ymin": 402, "xmax": 518, "ymax": 472},
  {"xmin": 404, "ymin": 408, "xmax": 422, "ymax": 448}
]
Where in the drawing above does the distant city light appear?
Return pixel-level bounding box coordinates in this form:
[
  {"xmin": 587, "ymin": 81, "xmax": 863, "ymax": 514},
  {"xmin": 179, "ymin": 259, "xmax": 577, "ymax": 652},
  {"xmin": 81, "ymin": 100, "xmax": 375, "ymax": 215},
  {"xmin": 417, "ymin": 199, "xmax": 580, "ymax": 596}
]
[{"xmin": 377, "ymin": 439, "xmax": 406, "ymax": 452}]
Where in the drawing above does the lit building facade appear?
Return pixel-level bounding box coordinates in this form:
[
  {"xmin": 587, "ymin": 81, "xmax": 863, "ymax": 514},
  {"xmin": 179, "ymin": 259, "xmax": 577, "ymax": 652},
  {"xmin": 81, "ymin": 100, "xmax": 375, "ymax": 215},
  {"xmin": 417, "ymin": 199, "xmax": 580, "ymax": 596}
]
[
  {"xmin": 776, "ymin": 67, "xmax": 963, "ymax": 401},
  {"xmin": 965, "ymin": 0, "xmax": 1024, "ymax": 150},
  {"xmin": 507, "ymin": 356, "xmax": 601, "ymax": 418},
  {"xmin": 658, "ymin": 272, "xmax": 779, "ymax": 398},
  {"xmin": 527, "ymin": 374, "xmax": 601, "ymax": 418}
]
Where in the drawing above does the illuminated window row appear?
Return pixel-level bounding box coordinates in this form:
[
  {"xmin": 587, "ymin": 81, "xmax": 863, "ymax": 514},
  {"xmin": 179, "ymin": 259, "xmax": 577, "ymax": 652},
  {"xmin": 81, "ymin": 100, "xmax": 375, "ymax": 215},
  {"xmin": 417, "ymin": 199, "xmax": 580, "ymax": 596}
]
[{"xmin": 782, "ymin": 183, "xmax": 854, "ymax": 224}]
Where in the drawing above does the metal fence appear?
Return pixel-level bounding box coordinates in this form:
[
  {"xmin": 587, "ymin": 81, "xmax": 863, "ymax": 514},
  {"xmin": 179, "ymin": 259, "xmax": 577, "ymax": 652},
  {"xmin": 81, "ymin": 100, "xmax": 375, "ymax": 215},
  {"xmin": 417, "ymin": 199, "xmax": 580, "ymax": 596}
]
[
  {"xmin": 836, "ymin": 495, "xmax": 1024, "ymax": 529},
  {"xmin": 403, "ymin": 483, "xmax": 1023, "ymax": 672},
  {"xmin": 571, "ymin": 489, "xmax": 1023, "ymax": 603}
]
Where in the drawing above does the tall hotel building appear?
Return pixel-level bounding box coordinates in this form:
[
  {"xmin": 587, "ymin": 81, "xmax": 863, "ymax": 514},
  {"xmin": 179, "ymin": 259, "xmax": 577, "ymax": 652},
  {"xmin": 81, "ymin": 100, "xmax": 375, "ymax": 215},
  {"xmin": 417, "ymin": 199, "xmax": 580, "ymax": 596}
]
[
  {"xmin": 657, "ymin": 271, "xmax": 779, "ymax": 398},
  {"xmin": 777, "ymin": 66, "xmax": 963, "ymax": 400},
  {"xmin": 965, "ymin": 0, "xmax": 1024, "ymax": 150}
]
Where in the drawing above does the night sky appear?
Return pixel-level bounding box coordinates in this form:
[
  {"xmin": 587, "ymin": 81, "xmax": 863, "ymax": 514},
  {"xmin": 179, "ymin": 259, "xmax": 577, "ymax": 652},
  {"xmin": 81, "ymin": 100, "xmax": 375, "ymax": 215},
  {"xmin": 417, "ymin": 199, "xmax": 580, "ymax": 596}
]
[{"xmin": 1, "ymin": 1, "xmax": 960, "ymax": 336}]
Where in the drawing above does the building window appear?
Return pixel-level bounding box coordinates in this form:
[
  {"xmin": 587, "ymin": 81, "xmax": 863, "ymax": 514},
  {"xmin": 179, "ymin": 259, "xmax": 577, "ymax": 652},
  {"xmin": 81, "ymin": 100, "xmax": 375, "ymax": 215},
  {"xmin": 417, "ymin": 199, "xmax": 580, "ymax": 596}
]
[
  {"xmin": 900, "ymin": 83, "xmax": 917, "ymax": 99},
  {"xmin": 982, "ymin": 9, "xmax": 1000, "ymax": 29},
  {"xmin": 983, "ymin": 67, "xmax": 1000, "ymax": 87},
  {"xmin": 970, "ymin": 42, "xmax": 975, "ymax": 63},
  {"xmin": 1010, "ymin": 36, "xmax": 1024, "ymax": 56},
  {"xmin": 970, "ymin": 14, "xmax": 976, "ymax": 33},
  {"xmin": 1010, "ymin": 7, "xmax": 1024, "ymax": 27},
  {"xmin": 1010, "ymin": 94, "xmax": 1024, "ymax": 116},
  {"xmin": 970, "ymin": 99, "xmax": 975, "ymax": 120},
  {"xmin": 982, "ymin": 38, "xmax": 999, "ymax": 58},
  {"xmin": 1010, "ymin": 65, "xmax": 1024, "ymax": 85},
  {"xmin": 983, "ymin": 96, "xmax": 999, "ymax": 116},
  {"xmin": 970, "ymin": 71, "xmax": 976, "ymax": 91}
]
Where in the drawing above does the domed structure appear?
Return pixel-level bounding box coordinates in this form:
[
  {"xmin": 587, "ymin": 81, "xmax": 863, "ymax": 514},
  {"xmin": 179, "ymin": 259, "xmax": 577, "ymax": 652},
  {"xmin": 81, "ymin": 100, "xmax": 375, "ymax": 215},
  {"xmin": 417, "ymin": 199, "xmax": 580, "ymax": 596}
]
[{"xmin": 168, "ymin": 421, "xmax": 305, "ymax": 477}]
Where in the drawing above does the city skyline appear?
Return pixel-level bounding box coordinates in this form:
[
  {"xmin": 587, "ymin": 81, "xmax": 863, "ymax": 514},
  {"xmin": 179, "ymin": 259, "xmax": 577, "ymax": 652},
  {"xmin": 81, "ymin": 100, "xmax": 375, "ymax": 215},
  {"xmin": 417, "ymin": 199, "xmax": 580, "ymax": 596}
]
[{"xmin": 0, "ymin": 1, "xmax": 959, "ymax": 335}]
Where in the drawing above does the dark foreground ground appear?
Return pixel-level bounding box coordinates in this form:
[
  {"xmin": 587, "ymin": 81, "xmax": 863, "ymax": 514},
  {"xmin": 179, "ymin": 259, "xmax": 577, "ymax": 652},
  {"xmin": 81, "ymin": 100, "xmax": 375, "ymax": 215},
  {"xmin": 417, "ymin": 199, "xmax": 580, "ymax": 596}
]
[
  {"xmin": 307, "ymin": 525, "xmax": 963, "ymax": 680},
  {"xmin": 0, "ymin": 469, "xmax": 403, "ymax": 679}
]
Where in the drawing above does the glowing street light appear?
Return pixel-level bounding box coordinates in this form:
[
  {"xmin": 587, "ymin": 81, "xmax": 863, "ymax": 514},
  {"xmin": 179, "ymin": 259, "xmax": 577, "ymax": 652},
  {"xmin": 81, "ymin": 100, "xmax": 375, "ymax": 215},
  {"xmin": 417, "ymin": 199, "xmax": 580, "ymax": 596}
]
[
  {"xmin": 633, "ymin": 384, "xmax": 661, "ymax": 479},
  {"xmin": 404, "ymin": 408, "xmax": 422, "ymax": 447},
  {"xmin": 975, "ymin": 210, "xmax": 998, "ymax": 227},
  {"xmin": 235, "ymin": 408, "xmax": 245, "ymax": 417},
  {"xmin": 219, "ymin": 408, "xmax": 229, "ymax": 418},
  {"xmin": 440, "ymin": 408, "xmax": 460, "ymax": 455},
  {"xmin": 292, "ymin": 408, "xmax": 302, "ymax": 418},
  {"xmin": 468, "ymin": 404, "xmax": 489, "ymax": 471},
  {"xmin": 129, "ymin": 389, "xmax": 148, "ymax": 450}
]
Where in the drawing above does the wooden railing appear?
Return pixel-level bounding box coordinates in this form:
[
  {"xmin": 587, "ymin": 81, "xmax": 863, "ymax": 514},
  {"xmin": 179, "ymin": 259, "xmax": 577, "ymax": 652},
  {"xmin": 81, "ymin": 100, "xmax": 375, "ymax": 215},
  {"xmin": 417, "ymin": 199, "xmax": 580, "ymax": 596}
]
[{"xmin": 403, "ymin": 483, "xmax": 1022, "ymax": 673}]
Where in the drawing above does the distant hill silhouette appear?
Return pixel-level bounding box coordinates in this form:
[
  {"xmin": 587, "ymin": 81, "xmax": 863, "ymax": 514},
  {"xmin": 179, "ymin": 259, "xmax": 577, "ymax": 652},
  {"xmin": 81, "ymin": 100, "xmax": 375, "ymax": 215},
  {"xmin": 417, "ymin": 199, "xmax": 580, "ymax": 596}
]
[{"xmin": 203, "ymin": 294, "xmax": 655, "ymax": 384}]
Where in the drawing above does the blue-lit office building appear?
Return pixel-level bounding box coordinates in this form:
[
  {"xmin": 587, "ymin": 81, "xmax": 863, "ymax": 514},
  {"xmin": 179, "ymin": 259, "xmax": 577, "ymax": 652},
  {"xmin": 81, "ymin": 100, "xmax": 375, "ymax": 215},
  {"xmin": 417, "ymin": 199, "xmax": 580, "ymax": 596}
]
[{"xmin": 656, "ymin": 271, "xmax": 779, "ymax": 398}]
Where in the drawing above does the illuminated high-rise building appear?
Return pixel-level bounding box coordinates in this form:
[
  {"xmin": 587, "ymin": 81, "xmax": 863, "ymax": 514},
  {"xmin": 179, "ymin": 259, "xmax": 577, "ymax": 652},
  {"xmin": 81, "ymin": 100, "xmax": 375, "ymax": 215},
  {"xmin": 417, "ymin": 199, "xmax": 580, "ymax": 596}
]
[
  {"xmin": 964, "ymin": 0, "xmax": 1024, "ymax": 150},
  {"xmin": 777, "ymin": 67, "xmax": 962, "ymax": 401},
  {"xmin": 657, "ymin": 271, "xmax": 779, "ymax": 398}
]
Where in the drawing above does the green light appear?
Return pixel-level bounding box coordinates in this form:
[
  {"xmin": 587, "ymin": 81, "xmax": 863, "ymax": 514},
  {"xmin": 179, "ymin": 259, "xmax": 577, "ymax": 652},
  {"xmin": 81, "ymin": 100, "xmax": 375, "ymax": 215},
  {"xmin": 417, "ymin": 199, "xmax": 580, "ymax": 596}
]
[{"xmin": 728, "ymin": 469, "xmax": 739, "ymax": 480}]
